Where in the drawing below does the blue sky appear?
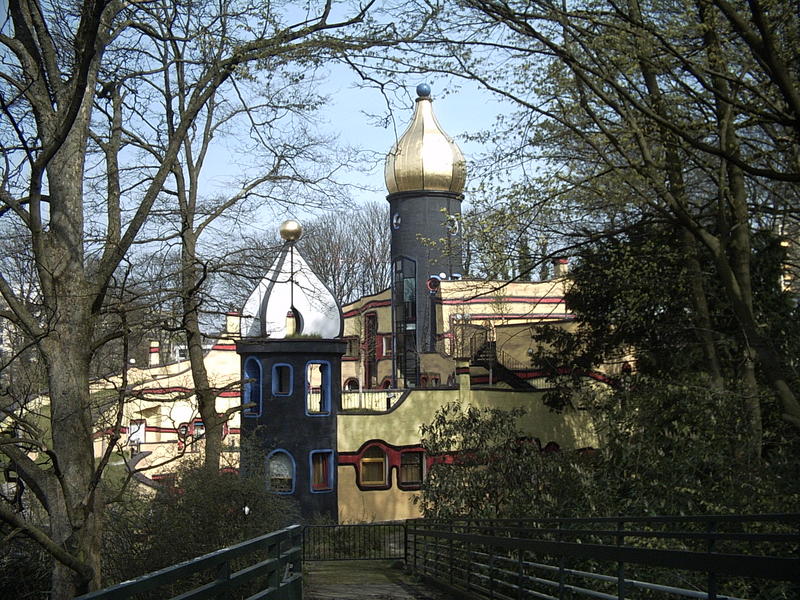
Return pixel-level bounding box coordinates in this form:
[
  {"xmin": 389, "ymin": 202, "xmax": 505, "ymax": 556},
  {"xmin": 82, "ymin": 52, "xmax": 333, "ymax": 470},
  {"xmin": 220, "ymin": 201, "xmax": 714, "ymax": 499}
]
[
  {"xmin": 197, "ymin": 70, "xmax": 511, "ymax": 230},
  {"xmin": 323, "ymin": 75, "xmax": 506, "ymax": 207}
]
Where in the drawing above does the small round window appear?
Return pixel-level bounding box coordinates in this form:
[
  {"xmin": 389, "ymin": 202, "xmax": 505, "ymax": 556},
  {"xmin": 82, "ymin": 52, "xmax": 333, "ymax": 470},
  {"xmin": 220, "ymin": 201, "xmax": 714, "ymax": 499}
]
[{"xmin": 392, "ymin": 213, "xmax": 402, "ymax": 230}]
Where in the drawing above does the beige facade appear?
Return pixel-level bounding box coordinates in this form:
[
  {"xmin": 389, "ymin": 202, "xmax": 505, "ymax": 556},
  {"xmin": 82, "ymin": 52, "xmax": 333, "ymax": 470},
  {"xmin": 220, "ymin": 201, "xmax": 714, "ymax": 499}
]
[
  {"xmin": 340, "ymin": 276, "xmax": 573, "ymax": 391},
  {"xmin": 336, "ymin": 386, "xmax": 597, "ymax": 522}
]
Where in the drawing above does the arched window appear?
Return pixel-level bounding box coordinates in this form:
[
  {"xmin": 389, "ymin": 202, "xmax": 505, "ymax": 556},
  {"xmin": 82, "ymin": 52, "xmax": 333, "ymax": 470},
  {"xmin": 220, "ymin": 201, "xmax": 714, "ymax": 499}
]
[
  {"xmin": 360, "ymin": 445, "xmax": 387, "ymax": 486},
  {"xmin": 344, "ymin": 378, "xmax": 359, "ymax": 391},
  {"xmin": 267, "ymin": 450, "xmax": 295, "ymax": 494},
  {"xmin": 243, "ymin": 357, "xmax": 262, "ymax": 417}
]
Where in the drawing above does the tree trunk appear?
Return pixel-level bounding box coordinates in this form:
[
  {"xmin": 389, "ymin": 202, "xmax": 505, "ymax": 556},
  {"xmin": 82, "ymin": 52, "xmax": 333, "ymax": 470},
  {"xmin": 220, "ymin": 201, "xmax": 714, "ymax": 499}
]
[
  {"xmin": 40, "ymin": 115, "xmax": 102, "ymax": 597},
  {"xmin": 696, "ymin": 0, "xmax": 767, "ymax": 450},
  {"xmin": 181, "ymin": 229, "xmax": 225, "ymax": 471},
  {"xmin": 682, "ymin": 230, "xmax": 725, "ymax": 389},
  {"xmin": 627, "ymin": 0, "xmax": 725, "ymax": 389},
  {"xmin": 45, "ymin": 333, "xmax": 104, "ymax": 598}
]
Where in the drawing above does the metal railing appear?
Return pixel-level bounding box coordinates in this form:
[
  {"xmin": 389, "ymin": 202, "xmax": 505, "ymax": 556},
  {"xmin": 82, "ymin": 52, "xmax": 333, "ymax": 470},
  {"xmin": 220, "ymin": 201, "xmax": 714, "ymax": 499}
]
[
  {"xmin": 340, "ymin": 389, "xmax": 404, "ymax": 411},
  {"xmin": 76, "ymin": 524, "xmax": 303, "ymax": 600},
  {"xmin": 304, "ymin": 522, "xmax": 407, "ymax": 561},
  {"xmin": 407, "ymin": 515, "xmax": 799, "ymax": 600}
]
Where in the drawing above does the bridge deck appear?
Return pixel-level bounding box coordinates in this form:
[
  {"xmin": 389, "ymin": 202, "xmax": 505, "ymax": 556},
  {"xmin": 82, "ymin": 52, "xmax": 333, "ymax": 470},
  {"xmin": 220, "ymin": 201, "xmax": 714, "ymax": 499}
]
[{"xmin": 304, "ymin": 560, "xmax": 451, "ymax": 600}]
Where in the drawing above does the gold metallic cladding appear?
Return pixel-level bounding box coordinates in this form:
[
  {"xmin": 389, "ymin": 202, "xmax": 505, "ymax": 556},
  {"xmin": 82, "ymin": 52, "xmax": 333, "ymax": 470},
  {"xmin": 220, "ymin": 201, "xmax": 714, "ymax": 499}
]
[
  {"xmin": 385, "ymin": 97, "xmax": 466, "ymax": 194},
  {"xmin": 279, "ymin": 219, "xmax": 303, "ymax": 241}
]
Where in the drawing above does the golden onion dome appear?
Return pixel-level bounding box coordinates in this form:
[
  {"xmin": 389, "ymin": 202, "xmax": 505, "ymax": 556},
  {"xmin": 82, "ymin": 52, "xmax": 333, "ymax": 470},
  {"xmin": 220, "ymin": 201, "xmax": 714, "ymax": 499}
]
[{"xmin": 384, "ymin": 84, "xmax": 466, "ymax": 195}]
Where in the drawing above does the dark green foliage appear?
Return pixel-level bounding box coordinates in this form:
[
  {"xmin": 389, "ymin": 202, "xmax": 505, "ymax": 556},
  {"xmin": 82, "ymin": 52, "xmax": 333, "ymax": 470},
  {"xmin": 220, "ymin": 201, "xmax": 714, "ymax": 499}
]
[
  {"xmin": 103, "ymin": 467, "xmax": 299, "ymax": 587},
  {"xmin": 417, "ymin": 384, "xmax": 799, "ymax": 595},
  {"xmin": 1, "ymin": 466, "xmax": 299, "ymax": 598},
  {"xmin": 420, "ymin": 383, "xmax": 799, "ymax": 520},
  {"xmin": 531, "ymin": 222, "xmax": 800, "ymax": 411}
]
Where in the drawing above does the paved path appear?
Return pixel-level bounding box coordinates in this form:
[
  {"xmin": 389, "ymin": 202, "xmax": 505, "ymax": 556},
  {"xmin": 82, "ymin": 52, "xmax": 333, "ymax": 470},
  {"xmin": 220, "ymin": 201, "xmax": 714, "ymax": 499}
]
[{"xmin": 304, "ymin": 560, "xmax": 452, "ymax": 600}]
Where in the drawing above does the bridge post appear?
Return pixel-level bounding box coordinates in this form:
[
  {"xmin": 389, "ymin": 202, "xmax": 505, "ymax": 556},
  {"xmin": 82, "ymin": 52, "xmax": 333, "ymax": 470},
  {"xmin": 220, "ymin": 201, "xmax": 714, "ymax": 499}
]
[
  {"xmin": 449, "ymin": 522, "xmax": 454, "ymax": 586},
  {"xmin": 707, "ymin": 519, "xmax": 718, "ymax": 600},
  {"xmin": 517, "ymin": 519, "xmax": 524, "ymax": 600},
  {"xmin": 616, "ymin": 518, "xmax": 625, "ymax": 600},
  {"xmin": 215, "ymin": 559, "xmax": 232, "ymax": 600},
  {"xmin": 556, "ymin": 524, "xmax": 565, "ymax": 597},
  {"xmin": 404, "ymin": 521, "xmax": 409, "ymax": 566}
]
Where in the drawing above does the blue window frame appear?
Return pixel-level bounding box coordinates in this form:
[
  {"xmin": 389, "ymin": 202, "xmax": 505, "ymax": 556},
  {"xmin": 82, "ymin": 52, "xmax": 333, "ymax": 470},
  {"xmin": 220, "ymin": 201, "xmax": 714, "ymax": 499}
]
[
  {"xmin": 309, "ymin": 450, "xmax": 334, "ymax": 493},
  {"xmin": 305, "ymin": 360, "xmax": 331, "ymax": 416},
  {"xmin": 272, "ymin": 363, "xmax": 293, "ymax": 396},
  {"xmin": 266, "ymin": 449, "xmax": 295, "ymax": 494},
  {"xmin": 243, "ymin": 357, "xmax": 262, "ymax": 417}
]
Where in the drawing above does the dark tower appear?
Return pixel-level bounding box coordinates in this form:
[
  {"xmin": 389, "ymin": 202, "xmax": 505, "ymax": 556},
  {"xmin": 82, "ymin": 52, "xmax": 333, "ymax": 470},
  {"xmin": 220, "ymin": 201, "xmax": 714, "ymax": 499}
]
[
  {"xmin": 384, "ymin": 84, "xmax": 467, "ymax": 386},
  {"xmin": 237, "ymin": 220, "xmax": 345, "ymax": 521}
]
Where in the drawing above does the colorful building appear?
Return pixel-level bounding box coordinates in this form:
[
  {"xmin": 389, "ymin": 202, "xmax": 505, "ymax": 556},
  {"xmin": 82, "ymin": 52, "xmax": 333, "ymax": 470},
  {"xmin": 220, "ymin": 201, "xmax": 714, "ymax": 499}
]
[
  {"xmin": 234, "ymin": 84, "xmax": 604, "ymax": 522},
  {"xmin": 89, "ymin": 84, "xmax": 610, "ymax": 521}
]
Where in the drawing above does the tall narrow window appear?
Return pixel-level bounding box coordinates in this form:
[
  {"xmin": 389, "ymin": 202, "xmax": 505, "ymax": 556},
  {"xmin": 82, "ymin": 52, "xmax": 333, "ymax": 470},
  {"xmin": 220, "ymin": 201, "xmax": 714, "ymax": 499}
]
[
  {"xmin": 393, "ymin": 257, "xmax": 419, "ymax": 385},
  {"xmin": 267, "ymin": 450, "xmax": 295, "ymax": 494},
  {"xmin": 310, "ymin": 450, "xmax": 334, "ymax": 492},
  {"xmin": 365, "ymin": 313, "xmax": 378, "ymax": 388},
  {"xmin": 243, "ymin": 358, "xmax": 262, "ymax": 416},
  {"xmin": 272, "ymin": 364, "xmax": 292, "ymax": 396},
  {"xmin": 399, "ymin": 451, "xmax": 424, "ymax": 487},
  {"xmin": 360, "ymin": 446, "xmax": 387, "ymax": 486},
  {"xmin": 128, "ymin": 419, "xmax": 146, "ymax": 446},
  {"xmin": 305, "ymin": 361, "xmax": 331, "ymax": 415}
]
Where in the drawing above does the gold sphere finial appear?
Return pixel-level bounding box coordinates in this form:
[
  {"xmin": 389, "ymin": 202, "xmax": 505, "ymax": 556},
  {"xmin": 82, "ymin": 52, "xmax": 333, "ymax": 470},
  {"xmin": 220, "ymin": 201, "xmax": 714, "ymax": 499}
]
[{"xmin": 279, "ymin": 219, "xmax": 302, "ymax": 242}]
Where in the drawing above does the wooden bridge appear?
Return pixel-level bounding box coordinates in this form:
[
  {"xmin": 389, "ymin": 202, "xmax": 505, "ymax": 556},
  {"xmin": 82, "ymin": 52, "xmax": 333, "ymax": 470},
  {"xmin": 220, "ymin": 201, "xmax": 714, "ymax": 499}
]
[{"xmin": 76, "ymin": 514, "xmax": 799, "ymax": 600}]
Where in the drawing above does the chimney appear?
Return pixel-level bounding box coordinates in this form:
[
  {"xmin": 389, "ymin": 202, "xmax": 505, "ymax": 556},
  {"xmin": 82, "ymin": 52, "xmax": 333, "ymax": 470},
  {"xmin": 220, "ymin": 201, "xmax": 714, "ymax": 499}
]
[
  {"xmin": 552, "ymin": 258, "xmax": 569, "ymax": 278},
  {"xmin": 148, "ymin": 340, "xmax": 160, "ymax": 367},
  {"xmin": 285, "ymin": 310, "xmax": 296, "ymax": 336},
  {"xmin": 225, "ymin": 312, "xmax": 241, "ymax": 338}
]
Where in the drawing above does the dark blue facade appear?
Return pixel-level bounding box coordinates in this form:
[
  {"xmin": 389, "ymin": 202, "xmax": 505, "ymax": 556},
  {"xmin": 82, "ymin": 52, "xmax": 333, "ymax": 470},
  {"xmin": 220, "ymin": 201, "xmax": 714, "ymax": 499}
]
[
  {"xmin": 388, "ymin": 189, "xmax": 463, "ymax": 383},
  {"xmin": 237, "ymin": 338, "xmax": 345, "ymax": 521}
]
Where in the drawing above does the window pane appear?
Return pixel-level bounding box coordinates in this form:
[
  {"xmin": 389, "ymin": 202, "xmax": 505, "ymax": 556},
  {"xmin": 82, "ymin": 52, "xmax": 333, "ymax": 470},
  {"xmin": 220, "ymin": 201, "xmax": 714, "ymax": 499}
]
[
  {"xmin": 269, "ymin": 453, "xmax": 293, "ymax": 492},
  {"xmin": 274, "ymin": 364, "xmax": 291, "ymax": 395},
  {"xmin": 312, "ymin": 452, "xmax": 331, "ymax": 490},
  {"xmin": 400, "ymin": 452, "xmax": 423, "ymax": 484},
  {"xmin": 244, "ymin": 358, "xmax": 262, "ymax": 414},
  {"xmin": 361, "ymin": 461, "xmax": 385, "ymax": 484},
  {"xmin": 360, "ymin": 446, "xmax": 386, "ymax": 485},
  {"xmin": 306, "ymin": 362, "xmax": 330, "ymax": 414}
]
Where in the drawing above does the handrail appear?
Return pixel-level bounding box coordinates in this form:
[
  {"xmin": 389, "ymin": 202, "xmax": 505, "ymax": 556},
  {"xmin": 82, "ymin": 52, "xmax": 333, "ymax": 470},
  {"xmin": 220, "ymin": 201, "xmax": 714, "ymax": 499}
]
[
  {"xmin": 76, "ymin": 524, "xmax": 303, "ymax": 600},
  {"xmin": 407, "ymin": 515, "xmax": 800, "ymax": 600},
  {"xmin": 340, "ymin": 389, "xmax": 405, "ymax": 411}
]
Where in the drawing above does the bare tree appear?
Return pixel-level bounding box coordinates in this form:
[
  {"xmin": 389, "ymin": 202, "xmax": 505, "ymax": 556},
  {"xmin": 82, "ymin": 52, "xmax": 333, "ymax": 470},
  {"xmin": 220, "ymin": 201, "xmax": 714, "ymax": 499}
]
[
  {"xmin": 367, "ymin": 0, "xmax": 800, "ymax": 440},
  {"xmin": 299, "ymin": 201, "xmax": 391, "ymax": 305},
  {"xmin": 137, "ymin": 0, "xmax": 367, "ymax": 471},
  {"xmin": 0, "ymin": 0, "xmax": 406, "ymax": 595}
]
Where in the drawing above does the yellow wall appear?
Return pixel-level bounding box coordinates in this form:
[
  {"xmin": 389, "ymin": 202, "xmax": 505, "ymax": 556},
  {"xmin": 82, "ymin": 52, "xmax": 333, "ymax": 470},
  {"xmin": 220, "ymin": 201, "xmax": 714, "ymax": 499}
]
[
  {"xmin": 336, "ymin": 387, "xmax": 597, "ymax": 522},
  {"xmin": 337, "ymin": 467, "xmax": 422, "ymax": 522},
  {"xmin": 338, "ymin": 389, "xmax": 596, "ymax": 451}
]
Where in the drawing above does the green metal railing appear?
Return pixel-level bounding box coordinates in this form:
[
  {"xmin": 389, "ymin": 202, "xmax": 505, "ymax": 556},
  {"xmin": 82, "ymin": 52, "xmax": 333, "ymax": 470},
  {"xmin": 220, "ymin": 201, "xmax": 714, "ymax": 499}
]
[
  {"xmin": 75, "ymin": 524, "xmax": 302, "ymax": 600},
  {"xmin": 77, "ymin": 515, "xmax": 800, "ymax": 599},
  {"xmin": 407, "ymin": 515, "xmax": 800, "ymax": 600},
  {"xmin": 303, "ymin": 522, "xmax": 406, "ymax": 561}
]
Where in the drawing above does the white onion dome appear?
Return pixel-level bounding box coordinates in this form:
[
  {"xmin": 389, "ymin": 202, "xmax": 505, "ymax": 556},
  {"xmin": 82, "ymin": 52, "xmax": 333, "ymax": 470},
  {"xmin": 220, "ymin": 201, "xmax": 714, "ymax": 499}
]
[
  {"xmin": 384, "ymin": 83, "xmax": 466, "ymax": 195},
  {"xmin": 239, "ymin": 222, "xmax": 342, "ymax": 339}
]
